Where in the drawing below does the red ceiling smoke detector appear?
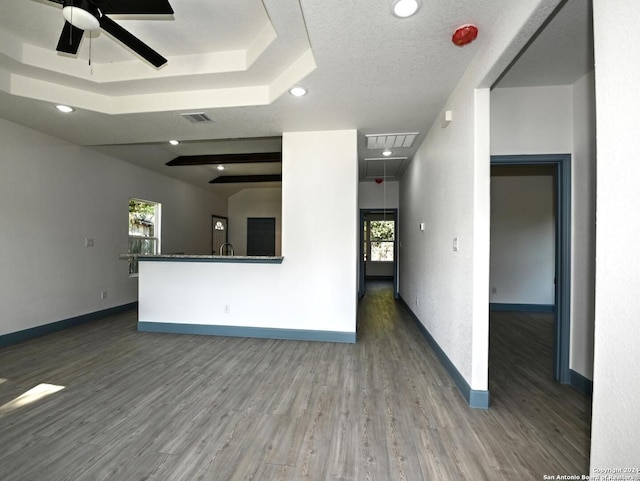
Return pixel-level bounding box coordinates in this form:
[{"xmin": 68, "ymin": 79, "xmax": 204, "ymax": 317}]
[
  {"xmin": 452, "ymin": 24, "xmax": 478, "ymax": 47},
  {"xmin": 375, "ymin": 178, "xmax": 384, "ymax": 184}
]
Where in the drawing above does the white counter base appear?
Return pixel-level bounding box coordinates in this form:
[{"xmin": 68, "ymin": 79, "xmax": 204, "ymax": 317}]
[{"xmin": 138, "ymin": 256, "xmax": 357, "ymax": 343}]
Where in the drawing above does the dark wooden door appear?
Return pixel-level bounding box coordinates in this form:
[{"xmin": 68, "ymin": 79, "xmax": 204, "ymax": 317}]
[{"xmin": 247, "ymin": 218, "xmax": 276, "ymax": 256}]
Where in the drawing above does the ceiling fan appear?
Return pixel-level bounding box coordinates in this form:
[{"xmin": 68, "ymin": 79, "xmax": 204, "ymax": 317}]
[{"xmin": 46, "ymin": 0, "xmax": 174, "ymax": 67}]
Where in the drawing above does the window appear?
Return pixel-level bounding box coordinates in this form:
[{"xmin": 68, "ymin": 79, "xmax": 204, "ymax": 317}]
[
  {"xmin": 369, "ymin": 219, "xmax": 395, "ymax": 261},
  {"xmin": 128, "ymin": 198, "xmax": 161, "ymax": 275}
]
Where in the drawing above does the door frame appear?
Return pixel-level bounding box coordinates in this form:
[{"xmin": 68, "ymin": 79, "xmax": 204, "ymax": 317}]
[
  {"xmin": 211, "ymin": 214, "xmax": 229, "ymax": 255},
  {"xmin": 491, "ymin": 154, "xmax": 571, "ymax": 383},
  {"xmin": 247, "ymin": 217, "xmax": 276, "ymax": 256},
  {"xmin": 359, "ymin": 208, "xmax": 399, "ymax": 300}
]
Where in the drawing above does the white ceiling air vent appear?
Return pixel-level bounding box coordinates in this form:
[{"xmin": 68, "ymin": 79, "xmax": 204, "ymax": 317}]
[
  {"xmin": 180, "ymin": 112, "xmax": 213, "ymax": 123},
  {"xmin": 366, "ymin": 132, "xmax": 418, "ymax": 149}
]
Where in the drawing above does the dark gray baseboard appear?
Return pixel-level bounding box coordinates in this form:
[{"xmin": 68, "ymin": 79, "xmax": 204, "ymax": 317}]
[
  {"xmin": 569, "ymin": 369, "xmax": 593, "ymax": 396},
  {"xmin": 0, "ymin": 302, "xmax": 138, "ymax": 348},
  {"xmin": 398, "ymin": 296, "xmax": 490, "ymax": 409},
  {"xmin": 490, "ymin": 303, "xmax": 554, "ymax": 312},
  {"xmin": 138, "ymin": 321, "xmax": 357, "ymax": 344}
]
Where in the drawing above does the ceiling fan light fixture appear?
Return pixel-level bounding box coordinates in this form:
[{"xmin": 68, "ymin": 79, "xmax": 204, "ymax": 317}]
[
  {"xmin": 391, "ymin": 0, "xmax": 420, "ymax": 18},
  {"xmin": 55, "ymin": 104, "xmax": 74, "ymax": 113},
  {"xmin": 62, "ymin": 5, "xmax": 100, "ymax": 31},
  {"xmin": 169, "ymin": 140, "xmax": 180, "ymax": 146},
  {"xmin": 217, "ymin": 165, "xmax": 225, "ymax": 171},
  {"xmin": 289, "ymin": 86, "xmax": 307, "ymax": 97},
  {"xmin": 382, "ymin": 149, "xmax": 392, "ymax": 156}
]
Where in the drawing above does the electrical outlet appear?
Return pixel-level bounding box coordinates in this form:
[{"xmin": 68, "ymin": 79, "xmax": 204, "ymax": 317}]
[
  {"xmin": 491, "ymin": 287, "xmax": 497, "ymax": 294},
  {"xmin": 101, "ymin": 290, "xmax": 107, "ymax": 300},
  {"xmin": 224, "ymin": 304, "xmax": 230, "ymax": 314},
  {"xmin": 85, "ymin": 238, "xmax": 94, "ymax": 247}
]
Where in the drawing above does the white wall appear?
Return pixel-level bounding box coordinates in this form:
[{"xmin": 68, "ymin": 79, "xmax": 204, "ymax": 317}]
[
  {"xmin": 0, "ymin": 118, "xmax": 226, "ymax": 337},
  {"xmin": 358, "ymin": 180, "xmax": 400, "ymax": 209},
  {"xmin": 399, "ymin": 0, "xmax": 564, "ymax": 394},
  {"xmin": 365, "ymin": 262, "xmax": 393, "ymax": 278},
  {"xmin": 281, "ymin": 130, "xmax": 358, "ymax": 331},
  {"xmin": 490, "ymin": 175, "xmax": 555, "ymax": 304},
  {"xmin": 490, "ymin": 78, "xmax": 597, "ymax": 380},
  {"xmin": 227, "ymin": 187, "xmax": 282, "ymax": 256},
  {"xmin": 571, "ymin": 71, "xmax": 596, "ymax": 380},
  {"xmin": 140, "ymin": 129, "xmax": 359, "ymax": 334},
  {"xmin": 491, "ymin": 86, "xmax": 573, "ymax": 154},
  {"xmin": 400, "ymin": 87, "xmax": 488, "ymax": 391},
  {"xmin": 590, "ymin": 0, "xmax": 640, "ymax": 467}
]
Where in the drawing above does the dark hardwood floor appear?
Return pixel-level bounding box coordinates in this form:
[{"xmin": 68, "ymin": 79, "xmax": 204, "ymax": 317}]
[{"xmin": 0, "ymin": 281, "xmax": 590, "ymax": 480}]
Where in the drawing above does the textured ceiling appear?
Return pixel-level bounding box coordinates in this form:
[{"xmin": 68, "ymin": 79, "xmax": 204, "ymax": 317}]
[{"xmin": 0, "ymin": 0, "xmax": 592, "ymax": 194}]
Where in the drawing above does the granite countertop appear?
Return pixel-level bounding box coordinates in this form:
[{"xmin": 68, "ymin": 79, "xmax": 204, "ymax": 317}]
[{"xmin": 128, "ymin": 254, "xmax": 284, "ymax": 264}]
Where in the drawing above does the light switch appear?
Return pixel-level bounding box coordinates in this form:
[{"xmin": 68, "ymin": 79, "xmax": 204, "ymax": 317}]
[
  {"xmin": 420, "ymin": 223, "xmax": 425, "ymax": 231},
  {"xmin": 442, "ymin": 110, "xmax": 453, "ymax": 128},
  {"xmin": 453, "ymin": 237, "xmax": 459, "ymax": 251}
]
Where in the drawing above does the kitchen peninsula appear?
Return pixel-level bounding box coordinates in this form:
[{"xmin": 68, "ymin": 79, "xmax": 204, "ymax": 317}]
[
  {"xmin": 137, "ymin": 254, "xmax": 356, "ymax": 343},
  {"xmin": 137, "ymin": 130, "xmax": 359, "ymax": 345}
]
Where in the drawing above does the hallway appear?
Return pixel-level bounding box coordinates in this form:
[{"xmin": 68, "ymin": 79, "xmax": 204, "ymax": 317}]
[{"xmin": 0, "ymin": 282, "xmax": 590, "ymax": 480}]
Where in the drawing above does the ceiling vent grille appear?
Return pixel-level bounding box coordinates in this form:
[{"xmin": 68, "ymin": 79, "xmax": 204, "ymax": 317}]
[
  {"xmin": 180, "ymin": 112, "xmax": 213, "ymax": 123},
  {"xmin": 366, "ymin": 132, "xmax": 418, "ymax": 149}
]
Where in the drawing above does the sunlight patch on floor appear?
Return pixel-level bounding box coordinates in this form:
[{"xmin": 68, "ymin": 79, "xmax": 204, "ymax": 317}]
[{"xmin": 0, "ymin": 383, "xmax": 65, "ymax": 417}]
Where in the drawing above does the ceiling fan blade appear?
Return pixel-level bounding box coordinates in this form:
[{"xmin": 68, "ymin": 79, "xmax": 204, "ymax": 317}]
[
  {"xmin": 99, "ymin": 15, "xmax": 167, "ymax": 67},
  {"xmin": 93, "ymin": 0, "xmax": 173, "ymax": 15},
  {"xmin": 56, "ymin": 21, "xmax": 84, "ymax": 54}
]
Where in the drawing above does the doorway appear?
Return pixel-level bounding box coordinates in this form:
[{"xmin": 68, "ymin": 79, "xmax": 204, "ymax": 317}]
[
  {"xmin": 359, "ymin": 209, "xmax": 398, "ymax": 299},
  {"xmin": 491, "ymin": 154, "xmax": 571, "ymax": 383},
  {"xmin": 247, "ymin": 217, "xmax": 276, "ymax": 256},
  {"xmin": 211, "ymin": 214, "xmax": 228, "ymax": 255}
]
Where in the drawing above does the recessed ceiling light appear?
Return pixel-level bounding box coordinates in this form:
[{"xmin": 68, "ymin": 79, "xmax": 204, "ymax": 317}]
[
  {"xmin": 55, "ymin": 104, "xmax": 74, "ymax": 113},
  {"xmin": 391, "ymin": 0, "xmax": 420, "ymax": 18},
  {"xmin": 217, "ymin": 165, "xmax": 225, "ymax": 171},
  {"xmin": 169, "ymin": 140, "xmax": 180, "ymax": 146},
  {"xmin": 382, "ymin": 149, "xmax": 392, "ymax": 156},
  {"xmin": 289, "ymin": 86, "xmax": 307, "ymax": 97}
]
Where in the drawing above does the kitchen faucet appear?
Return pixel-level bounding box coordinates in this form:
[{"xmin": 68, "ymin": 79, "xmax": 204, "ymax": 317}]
[{"xmin": 219, "ymin": 242, "xmax": 234, "ymax": 256}]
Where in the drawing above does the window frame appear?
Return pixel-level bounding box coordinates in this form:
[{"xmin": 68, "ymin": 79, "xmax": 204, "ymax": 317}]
[
  {"xmin": 128, "ymin": 198, "xmax": 161, "ymax": 276},
  {"xmin": 367, "ymin": 218, "xmax": 395, "ymax": 263}
]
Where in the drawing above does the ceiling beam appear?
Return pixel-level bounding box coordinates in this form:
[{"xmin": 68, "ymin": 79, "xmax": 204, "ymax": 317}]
[
  {"xmin": 167, "ymin": 152, "xmax": 282, "ymax": 166},
  {"xmin": 209, "ymin": 174, "xmax": 282, "ymax": 184}
]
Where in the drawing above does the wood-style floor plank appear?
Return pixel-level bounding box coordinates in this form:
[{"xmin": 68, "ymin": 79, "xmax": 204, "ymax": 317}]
[{"xmin": 0, "ymin": 281, "xmax": 590, "ymax": 480}]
